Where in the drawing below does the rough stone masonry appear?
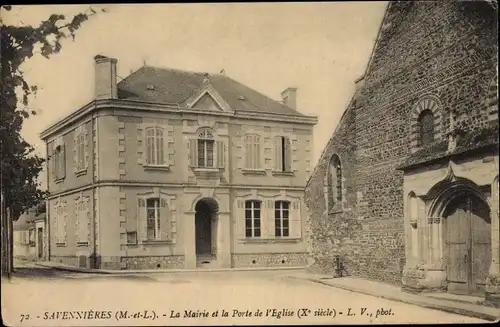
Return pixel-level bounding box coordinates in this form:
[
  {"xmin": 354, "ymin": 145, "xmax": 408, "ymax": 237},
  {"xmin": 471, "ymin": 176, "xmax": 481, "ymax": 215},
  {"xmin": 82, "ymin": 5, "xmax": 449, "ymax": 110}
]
[{"xmin": 304, "ymin": 1, "xmax": 498, "ymax": 285}]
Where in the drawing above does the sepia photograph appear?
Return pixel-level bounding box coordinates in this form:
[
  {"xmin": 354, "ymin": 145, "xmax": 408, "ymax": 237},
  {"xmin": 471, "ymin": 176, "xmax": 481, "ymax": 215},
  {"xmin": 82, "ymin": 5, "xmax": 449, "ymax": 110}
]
[{"xmin": 1, "ymin": 1, "xmax": 499, "ymax": 325}]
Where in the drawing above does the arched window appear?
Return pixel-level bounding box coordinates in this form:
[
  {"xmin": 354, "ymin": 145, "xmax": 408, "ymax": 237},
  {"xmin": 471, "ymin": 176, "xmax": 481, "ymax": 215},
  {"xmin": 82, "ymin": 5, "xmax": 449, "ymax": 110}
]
[
  {"xmin": 328, "ymin": 154, "xmax": 342, "ymax": 209},
  {"xmin": 145, "ymin": 127, "xmax": 164, "ymax": 165},
  {"xmin": 418, "ymin": 109, "xmax": 434, "ymax": 146},
  {"xmin": 197, "ymin": 129, "xmax": 214, "ymax": 168}
]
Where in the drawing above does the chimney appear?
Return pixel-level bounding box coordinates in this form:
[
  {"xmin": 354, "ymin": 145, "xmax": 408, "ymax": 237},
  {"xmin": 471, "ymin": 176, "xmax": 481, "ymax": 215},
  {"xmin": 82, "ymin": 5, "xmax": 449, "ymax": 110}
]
[
  {"xmin": 281, "ymin": 87, "xmax": 297, "ymax": 110},
  {"xmin": 94, "ymin": 54, "xmax": 118, "ymax": 100}
]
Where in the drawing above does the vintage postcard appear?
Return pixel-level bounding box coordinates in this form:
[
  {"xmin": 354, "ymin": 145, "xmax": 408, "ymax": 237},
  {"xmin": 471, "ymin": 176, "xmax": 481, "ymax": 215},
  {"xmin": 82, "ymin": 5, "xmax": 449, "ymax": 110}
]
[{"xmin": 1, "ymin": 1, "xmax": 499, "ymax": 326}]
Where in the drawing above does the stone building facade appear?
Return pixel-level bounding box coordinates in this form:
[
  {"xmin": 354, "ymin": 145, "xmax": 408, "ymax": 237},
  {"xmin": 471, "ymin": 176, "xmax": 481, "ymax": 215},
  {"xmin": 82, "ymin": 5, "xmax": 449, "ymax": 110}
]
[
  {"xmin": 40, "ymin": 55, "xmax": 317, "ymax": 270},
  {"xmin": 304, "ymin": 1, "xmax": 499, "ymax": 305}
]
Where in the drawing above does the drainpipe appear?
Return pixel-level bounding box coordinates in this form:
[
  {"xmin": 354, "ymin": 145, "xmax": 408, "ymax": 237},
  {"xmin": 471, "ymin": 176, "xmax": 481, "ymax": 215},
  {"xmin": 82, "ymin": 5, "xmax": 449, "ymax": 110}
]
[
  {"xmin": 91, "ymin": 100, "xmax": 98, "ymax": 268},
  {"xmin": 46, "ymin": 141, "xmax": 50, "ymax": 261}
]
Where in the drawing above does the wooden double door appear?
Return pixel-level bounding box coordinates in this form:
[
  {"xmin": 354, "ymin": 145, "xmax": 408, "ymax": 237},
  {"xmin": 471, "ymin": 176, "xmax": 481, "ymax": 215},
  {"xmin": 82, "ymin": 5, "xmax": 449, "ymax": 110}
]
[{"xmin": 444, "ymin": 193, "xmax": 491, "ymax": 295}]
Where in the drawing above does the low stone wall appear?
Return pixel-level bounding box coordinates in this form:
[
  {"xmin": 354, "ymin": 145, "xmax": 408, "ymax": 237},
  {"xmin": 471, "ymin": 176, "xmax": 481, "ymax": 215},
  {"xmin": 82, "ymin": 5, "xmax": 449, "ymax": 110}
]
[
  {"xmin": 231, "ymin": 252, "xmax": 307, "ymax": 268},
  {"xmin": 121, "ymin": 255, "xmax": 185, "ymax": 270}
]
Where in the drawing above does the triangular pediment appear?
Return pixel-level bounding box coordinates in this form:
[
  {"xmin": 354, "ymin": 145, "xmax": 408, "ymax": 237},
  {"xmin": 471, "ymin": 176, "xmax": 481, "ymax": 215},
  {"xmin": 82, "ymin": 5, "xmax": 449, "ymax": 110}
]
[
  {"xmin": 186, "ymin": 84, "xmax": 233, "ymax": 112},
  {"xmin": 192, "ymin": 93, "xmax": 223, "ymax": 111}
]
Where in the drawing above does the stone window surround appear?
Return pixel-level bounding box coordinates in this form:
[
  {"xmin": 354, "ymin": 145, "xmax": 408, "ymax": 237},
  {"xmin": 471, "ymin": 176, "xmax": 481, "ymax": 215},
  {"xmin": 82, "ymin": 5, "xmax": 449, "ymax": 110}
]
[
  {"xmin": 243, "ymin": 133, "xmax": 263, "ymax": 173},
  {"xmin": 237, "ymin": 190, "xmax": 302, "ymax": 242},
  {"xmin": 145, "ymin": 126, "xmax": 166, "ymax": 167},
  {"xmin": 136, "ymin": 189, "xmax": 177, "ymax": 245},
  {"xmin": 146, "ymin": 198, "xmax": 162, "ymax": 241},
  {"xmin": 138, "ymin": 121, "xmax": 174, "ymax": 172},
  {"xmin": 188, "ymin": 127, "xmax": 226, "ymax": 177},
  {"xmin": 54, "ymin": 198, "xmax": 67, "ymax": 247},
  {"xmin": 244, "ymin": 199, "xmax": 262, "ymax": 238},
  {"xmin": 272, "ymin": 135, "xmax": 294, "ymax": 176},
  {"xmin": 409, "ymin": 95, "xmax": 443, "ymax": 153},
  {"xmin": 196, "ymin": 128, "xmax": 216, "ymax": 169},
  {"xmin": 74, "ymin": 124, "xmax": 89, "ymax": 176},
  {"xmin": 324, "ymin": 153, "xmax": 345, "ymax": 214},
  {"xmin": 52, "ymin": 136, "xmax": 66, "ymax": 183},
  {"xmin": 75, "ymin": 193, "xmax": 90, "ymax": 247},
  {"xmin": 274, "ymin": 200, "xmax": 290, "ymax": 237}
]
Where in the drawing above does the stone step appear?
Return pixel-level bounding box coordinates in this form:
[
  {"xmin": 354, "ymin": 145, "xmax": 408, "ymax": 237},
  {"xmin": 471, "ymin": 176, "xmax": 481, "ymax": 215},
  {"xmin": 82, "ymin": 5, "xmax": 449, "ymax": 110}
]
[{"xmin": 196, "ymin": 255, "xmax": 218, "ymax": 268}]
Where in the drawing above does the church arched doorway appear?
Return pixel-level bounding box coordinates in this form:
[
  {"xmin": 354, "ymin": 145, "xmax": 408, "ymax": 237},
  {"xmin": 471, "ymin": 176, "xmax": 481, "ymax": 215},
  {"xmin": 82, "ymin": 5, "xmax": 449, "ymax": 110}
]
[
  {"xmin": 194, "ymin": 198, "xmax": 218, "ymax": 262},
  {"xmin": 443, "ymin": 192, "xmax": 491, "ymax": 295}
]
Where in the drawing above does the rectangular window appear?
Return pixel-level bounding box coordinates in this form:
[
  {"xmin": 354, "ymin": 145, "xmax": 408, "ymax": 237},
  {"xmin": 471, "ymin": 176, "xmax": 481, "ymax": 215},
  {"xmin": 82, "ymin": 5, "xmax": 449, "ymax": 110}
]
[
  {"xmin": 145, "ymin": 127, "xmax": 165, "ymax": 165},
  {"xmin": 245, "ymin": 135, "xmax": 261, "ymax": 169},
  {"xmin": 274, "ymin": 136, "xmax": 291, "ymax": 172},
  {"xmin": 76, "ymin": 198, "xmax": 89, "ymax": 245},
  {"xmin": 245, "ymin": 200, "xmax": 261, "ymax": 238},
  {"xmin": 146, "ymin": 198, "xmax": 160, "ymax": 240},
  {"xmin": 52, "ymin": 142, "xmax": 66, "ymax": 180},
  {"xmin": 275, "ymin": 201, "xmax": 290, "ymax": 237},
  {"xmin": 197, "ymin": 139, "xmax": 215, "ymax": 168},
  {"xmin": 76, "ymin": 129, "xmax": 85, "ymax": 171},
  {"xmin": 56, "ymin": 202, "xmax": 66, "ymax": 245}
]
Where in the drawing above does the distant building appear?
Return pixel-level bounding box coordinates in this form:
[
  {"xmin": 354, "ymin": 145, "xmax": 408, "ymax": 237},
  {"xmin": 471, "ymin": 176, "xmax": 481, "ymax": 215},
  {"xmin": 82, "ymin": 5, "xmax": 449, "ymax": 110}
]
[
  {"xmin": 305, "ymin": 1, "xmax": 498, "ymax": 306},
  {"xmin": 40, "ymin": 56, "xmax": 317, "ymax": 270},
  {"xmin": 13, "ymin": 208, "xmax": 46, "ymax": 262}
]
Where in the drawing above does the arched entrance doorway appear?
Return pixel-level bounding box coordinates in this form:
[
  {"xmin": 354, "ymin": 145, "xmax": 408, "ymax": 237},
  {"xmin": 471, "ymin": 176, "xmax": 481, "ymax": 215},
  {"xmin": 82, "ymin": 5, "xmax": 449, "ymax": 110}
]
[
  {"xmin": 194, "ymin": 198, "xmax": 218, "ymax": 262},
  {"xmin": 443, "ymin": 192, "xmax": 491, "ymax": 295}
]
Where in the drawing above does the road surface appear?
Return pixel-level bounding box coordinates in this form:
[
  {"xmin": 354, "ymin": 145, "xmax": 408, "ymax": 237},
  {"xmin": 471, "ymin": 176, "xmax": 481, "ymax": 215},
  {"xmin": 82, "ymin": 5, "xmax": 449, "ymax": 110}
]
[{"xmin": 2, "ymin": 261, "xmax": 487, "ymax": 326}]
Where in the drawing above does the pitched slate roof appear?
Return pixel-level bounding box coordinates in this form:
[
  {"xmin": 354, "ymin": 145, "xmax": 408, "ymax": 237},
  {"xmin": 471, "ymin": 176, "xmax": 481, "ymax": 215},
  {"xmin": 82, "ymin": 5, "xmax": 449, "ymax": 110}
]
[
  {"xmin": 117, "ymin": 66, "xmax": 305, "ymax": 116},
  {"xmin": 397, "ymin": 122, "xmax": 499, "ymax": 170}
]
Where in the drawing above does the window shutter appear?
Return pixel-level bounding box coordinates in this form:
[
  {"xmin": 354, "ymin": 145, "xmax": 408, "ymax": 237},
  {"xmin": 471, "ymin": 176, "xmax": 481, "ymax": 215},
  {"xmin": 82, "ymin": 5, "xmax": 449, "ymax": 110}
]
[
  {"xmin": 60, "ymin": 144, "xmax": 66, "ymax": 179},
  {"xmin": 159, "ymin": 198, "xmax": 171, "ymax": 241},
  {"xmin": 62, "ymin": 202, "xmax": 68, "ymax": 244},
  {"xmin": 73, "ymin": 130, "xmax": 78, "ymax": 172},
  {"xmin": 75, "ymin": 198, "xmax": 80, "ymax": 243},
  {"xmin": 85, "ymin": 197, "xmax": 90, "ymax": 243},
  {"xmin": 216, "ymin": 140, "xmax": 225, "ymax": 169},
  {"xmin": 189, "ymin": 139, "xmax": 198, "ymax": 168},
  {"xmin": 268, "ymin": 201, "xmax": 276, "ymax": 237},
  {"xmin": 167, "ymin": 138, "xmax": 175, "ymax": 166},
  {"xmin": 236, "ymin": 200, "xmax": 245, "ymax": 240},
  {"xmin": 255, "ymin": 138, "xmax": 261, "ymax": 169},
  {"xmin": 52, "ymin": 146, "xmax": 57, "ymax": 180},
  {"xmin": 262, "ymin": 200, "xmax": 274, "ymax": 238},
  {"xmin": 137, "ymin": 123, "xmax": 145, "ymax": 166},
  {"xmin": 290, "ymin": 200, "xmax": 302, "ymax": 239},
  {"xmin": 137, "ymin": 198, "xmax": 147, "ymax": 242},
  {"xmin": 273, "ymin": 137, "xmax": 282, "ymax": 171},
  {"xmin": 84, "ymin": 127, "xmax": 89, "ymax": 170},
  {"xmin": 54, "ymin": 204, "xmax": 59, "ymax": 243},
  {"xmin": 244, "ymin": 136, "xmax": 251, "ymax": 169},
  {"xmin": 284, "ymin": 137, "xmax": 292, "ymax": 172}
]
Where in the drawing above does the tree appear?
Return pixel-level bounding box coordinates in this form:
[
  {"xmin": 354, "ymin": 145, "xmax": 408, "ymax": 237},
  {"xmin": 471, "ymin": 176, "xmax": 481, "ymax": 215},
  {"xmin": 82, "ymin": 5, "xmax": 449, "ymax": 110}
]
[{"xmin": 0, "ymin": 5, "xmax": 104, "ymax": 277}]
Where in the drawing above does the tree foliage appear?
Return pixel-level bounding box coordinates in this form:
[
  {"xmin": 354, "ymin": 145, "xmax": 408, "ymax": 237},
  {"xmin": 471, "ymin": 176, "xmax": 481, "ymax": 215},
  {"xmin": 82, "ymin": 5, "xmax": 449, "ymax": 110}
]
[{"xmin": 0, "ymin": 5, "xmax": 104, "ymax": 219}]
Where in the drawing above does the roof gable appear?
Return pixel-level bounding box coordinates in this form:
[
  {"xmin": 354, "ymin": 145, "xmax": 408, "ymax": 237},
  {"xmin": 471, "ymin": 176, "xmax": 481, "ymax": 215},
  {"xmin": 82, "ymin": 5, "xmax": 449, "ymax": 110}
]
[{"xmin": 191, "ymin": 93, "xmax": 223, "ymax": 111}]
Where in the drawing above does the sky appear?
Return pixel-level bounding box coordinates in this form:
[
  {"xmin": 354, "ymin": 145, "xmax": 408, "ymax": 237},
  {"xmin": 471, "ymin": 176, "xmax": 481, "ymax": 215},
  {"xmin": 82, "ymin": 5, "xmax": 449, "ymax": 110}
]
[{"xmin": 3, "ymin": 3, "xmax": 387, "ymax": 190}]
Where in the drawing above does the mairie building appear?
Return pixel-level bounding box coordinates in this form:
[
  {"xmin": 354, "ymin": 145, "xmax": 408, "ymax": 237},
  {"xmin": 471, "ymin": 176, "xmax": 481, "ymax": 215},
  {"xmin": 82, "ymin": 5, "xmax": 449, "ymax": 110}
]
[{"xmin": 40, "ymin": 55, "xmax": 317, "ymax": 270}]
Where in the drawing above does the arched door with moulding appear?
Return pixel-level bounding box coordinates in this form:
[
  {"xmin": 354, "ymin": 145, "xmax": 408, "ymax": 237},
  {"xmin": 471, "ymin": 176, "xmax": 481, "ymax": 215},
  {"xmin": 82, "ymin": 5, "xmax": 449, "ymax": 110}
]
[{"xmin": 444, "ymin": 193, "xmax": 491, "ymax": 295}]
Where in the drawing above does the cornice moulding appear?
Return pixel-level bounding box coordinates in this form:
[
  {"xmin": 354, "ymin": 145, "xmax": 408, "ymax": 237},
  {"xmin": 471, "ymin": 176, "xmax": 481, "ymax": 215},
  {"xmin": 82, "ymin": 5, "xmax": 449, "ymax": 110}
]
[{"xmin": 40, "ymin": 99, "xmax": 318, "ymax": 140}]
